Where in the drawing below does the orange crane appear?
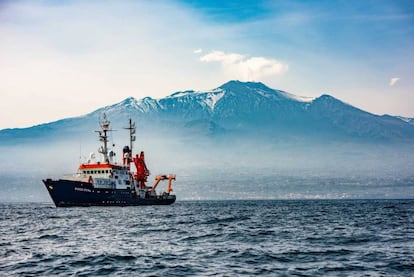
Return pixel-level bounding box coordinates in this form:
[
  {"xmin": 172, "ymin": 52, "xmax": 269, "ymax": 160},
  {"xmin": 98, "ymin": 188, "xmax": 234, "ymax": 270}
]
[{"xmin": 152, "ymin": 174, "xmax": 176, "ymax": 193}]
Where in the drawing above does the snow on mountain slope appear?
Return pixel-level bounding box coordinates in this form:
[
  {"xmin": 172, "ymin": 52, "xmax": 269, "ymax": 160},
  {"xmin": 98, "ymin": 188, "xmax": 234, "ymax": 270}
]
[
  {"xmin": 204, "ymin": 91, "xmax": 225, "ymax": 111},
  {"xmin": 92, "ymin": 81, "xmax": 323, "ymax": 123},
  {"xmin": 218, "ymin": 80, "xmax": 314, "ymax": 102},
  {"xmin": 167, "ymin": 88, "xmax": 225, "ymax": 112},
  {"xmin": 397, "ymin": 116, "xmax": 414, "ymax": 125}
]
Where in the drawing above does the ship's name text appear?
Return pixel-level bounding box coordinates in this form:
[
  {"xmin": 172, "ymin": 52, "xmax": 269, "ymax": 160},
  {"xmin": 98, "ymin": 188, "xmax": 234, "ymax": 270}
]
[{"xmin": 74, "ymin": 187, "xmax": 92, "ymax": 192}]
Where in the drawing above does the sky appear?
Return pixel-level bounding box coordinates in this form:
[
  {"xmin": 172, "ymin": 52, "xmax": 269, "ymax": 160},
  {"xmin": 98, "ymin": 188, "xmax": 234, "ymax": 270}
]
[{"xmin": 0, "ymin": 0, "xmax": 413, "ymax": 129}]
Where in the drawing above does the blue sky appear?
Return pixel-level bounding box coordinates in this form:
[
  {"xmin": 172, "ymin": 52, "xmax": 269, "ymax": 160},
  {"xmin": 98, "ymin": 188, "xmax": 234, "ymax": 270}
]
[{"xmin": 0, "ymin": 0, "xmax": 413, "ymax": 129}]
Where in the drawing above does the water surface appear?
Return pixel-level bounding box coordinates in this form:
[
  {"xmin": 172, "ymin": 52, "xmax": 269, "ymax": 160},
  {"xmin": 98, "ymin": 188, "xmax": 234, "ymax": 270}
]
[{"xmin": 1, "ymin": 200, "xmax": 413, "ymax": 276}]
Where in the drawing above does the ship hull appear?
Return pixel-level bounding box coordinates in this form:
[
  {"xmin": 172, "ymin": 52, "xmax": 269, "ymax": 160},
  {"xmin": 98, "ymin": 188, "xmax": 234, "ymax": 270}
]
[{"xmin": 43, "ymin": 179, "xmax": 176, "ymax": 207}]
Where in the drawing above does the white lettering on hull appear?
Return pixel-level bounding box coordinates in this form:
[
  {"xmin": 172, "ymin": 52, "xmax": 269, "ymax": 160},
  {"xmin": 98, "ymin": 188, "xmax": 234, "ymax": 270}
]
[{"xmin": 74, "ymin": 187, "xmax": 92, "ymax": 192}]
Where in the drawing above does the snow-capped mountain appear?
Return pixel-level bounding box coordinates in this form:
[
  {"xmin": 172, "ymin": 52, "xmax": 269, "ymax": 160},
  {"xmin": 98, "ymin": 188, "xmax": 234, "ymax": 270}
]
[{"xmin": 1, "ymin": 80, "xmax": 414, "ymax": 144}]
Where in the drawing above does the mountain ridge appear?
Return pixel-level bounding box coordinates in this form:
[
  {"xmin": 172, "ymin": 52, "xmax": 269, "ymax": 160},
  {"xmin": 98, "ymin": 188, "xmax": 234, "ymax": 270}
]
[{"xmin": 1, "ymin": 80, "xmax": 414, "ymax": 144}]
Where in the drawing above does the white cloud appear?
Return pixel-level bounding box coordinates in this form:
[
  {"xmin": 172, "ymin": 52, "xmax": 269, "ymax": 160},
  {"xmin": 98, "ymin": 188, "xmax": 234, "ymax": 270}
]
[
  {"xmin": 389, "ymin": 77, "xmax": 400, "ymax": 87},
  {"xmin": 200, "ymin": 51, "xmax": 244, "ymax": 63},
  {"xmin": 199, "ymin": 50, "xmax": 288, "ymax": 81},
  {"xmin": 193, "ymin": 48, "xmax": 203, "ymax": 54}
]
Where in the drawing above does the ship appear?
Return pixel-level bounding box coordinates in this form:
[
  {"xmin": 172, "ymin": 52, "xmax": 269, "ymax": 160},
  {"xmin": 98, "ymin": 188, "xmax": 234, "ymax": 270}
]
[{"xmin": 43, "ymin": 114, "xmax": 176, "ymax": 207}]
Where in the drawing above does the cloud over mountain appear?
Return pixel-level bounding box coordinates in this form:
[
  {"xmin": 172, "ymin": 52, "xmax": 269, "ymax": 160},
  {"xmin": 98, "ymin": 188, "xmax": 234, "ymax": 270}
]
[{"xmin": 199, "ymin": 51, "xmax": 288, "ymax": 81}]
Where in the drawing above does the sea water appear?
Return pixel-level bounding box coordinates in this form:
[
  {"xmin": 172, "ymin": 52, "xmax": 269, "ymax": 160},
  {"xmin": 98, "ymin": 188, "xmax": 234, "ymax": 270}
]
[{"xmin": 1, "ymin": 200, "xmax": 413, "ymax": 276}]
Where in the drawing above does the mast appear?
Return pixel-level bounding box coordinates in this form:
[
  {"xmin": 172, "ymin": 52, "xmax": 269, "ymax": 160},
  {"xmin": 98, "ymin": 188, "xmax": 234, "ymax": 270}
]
[
  {"xmin": 126, "ymin": 118, "xmax": 136, "ymax": 154},
  {"xmin": 122, "ymin": 119, "xmax": 136, "ymax": 166},
  {"xmin": 97, "ymin": 113, "xmax": 111, "ymax": 163}
]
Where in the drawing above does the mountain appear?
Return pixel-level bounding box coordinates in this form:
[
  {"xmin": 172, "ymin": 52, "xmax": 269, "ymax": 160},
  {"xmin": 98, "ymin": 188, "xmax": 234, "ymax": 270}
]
[
  {"xmin": 1, "ymin": 80, "xmax": 414, "ymax": 145},
  {"xmin": 2, "ymin": 80, "xmax": 414, "ymax": 201}
]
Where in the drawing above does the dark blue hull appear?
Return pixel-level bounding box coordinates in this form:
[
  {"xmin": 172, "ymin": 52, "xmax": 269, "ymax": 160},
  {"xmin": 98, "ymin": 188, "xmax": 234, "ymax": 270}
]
[{"xmin": 43, "ymin": 179, "xmax": 176, "ymax": 207}]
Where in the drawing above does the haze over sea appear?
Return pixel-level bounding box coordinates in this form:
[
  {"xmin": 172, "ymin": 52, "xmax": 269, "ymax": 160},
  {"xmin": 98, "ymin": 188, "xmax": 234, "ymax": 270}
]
[{"xmin": 1, "ymin": 200, "xmax": 413, "ymax": 276}]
